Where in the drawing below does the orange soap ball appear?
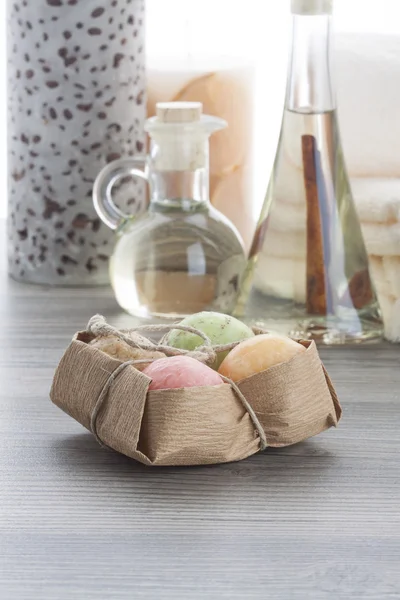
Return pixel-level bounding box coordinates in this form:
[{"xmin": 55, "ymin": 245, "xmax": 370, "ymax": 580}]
[
  {"xmin": 143, "ymin": 355, "xmax": 223, "ymax": 391},
  {"xmin": 218, "ymin": 334, "xmax": 306, "ymax": 382}
]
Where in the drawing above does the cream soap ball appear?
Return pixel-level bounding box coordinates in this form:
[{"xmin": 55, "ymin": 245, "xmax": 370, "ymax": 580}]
[{"xmin": 218, "ymin": 334, "xmax": 306, "ymax": 382}]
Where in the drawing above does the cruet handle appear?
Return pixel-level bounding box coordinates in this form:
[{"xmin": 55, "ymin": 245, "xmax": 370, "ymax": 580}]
[{"xmin": 92, "ymin": 157, "xmax": 148, "ymax": 230}]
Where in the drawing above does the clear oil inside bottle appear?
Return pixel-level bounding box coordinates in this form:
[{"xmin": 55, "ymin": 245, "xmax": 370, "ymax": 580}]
[
  {"xmin": 235, "ymin": 107, "xmax": 382, "ymax": 343},
  {"xmin": 110, "ymin": 195, "xmax": 245, "ymax": 319},
  {"xmin": 234, "ymin": 10, "xmax": 383, "ymax": 343}
]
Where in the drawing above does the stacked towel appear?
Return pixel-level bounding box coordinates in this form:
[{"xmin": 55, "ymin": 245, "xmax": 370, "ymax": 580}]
[
  {"xmin": 336, "ymin": 34, "xmax": 400, "ymax": 178},
  {"xmin": 255, "ymin": 182, "xmax": 400, "ymax": 341},
  {"xmin": 336, "ymin": 33, "xmax": 400, "ymax": 342},
  {"xmin": 352, "ymin": 179, "xmax": 400, "ymax": 341}
]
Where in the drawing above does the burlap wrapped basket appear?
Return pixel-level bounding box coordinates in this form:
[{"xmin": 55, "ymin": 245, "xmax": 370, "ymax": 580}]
[{"xmin": 50, "ymin": 315, "xmax": 341, "ymax": 466}]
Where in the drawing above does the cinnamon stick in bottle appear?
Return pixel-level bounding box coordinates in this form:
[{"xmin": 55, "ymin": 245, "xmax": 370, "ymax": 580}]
[
  {"xmin": 302, "ymin": 135, "xmax": 374, "ymax": 314},
  {"xmin": 345, "ymin": 269, "xmax": 374, "ymax": 310},
  {"xmin": 302, "ymin": 134, "xmax": 332, "ymax": 316}
]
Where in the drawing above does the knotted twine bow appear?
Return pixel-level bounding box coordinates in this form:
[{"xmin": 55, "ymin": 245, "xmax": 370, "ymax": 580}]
[{"xmin": 87, "ymin": 314, "xmax": 267, "ymax": 451}]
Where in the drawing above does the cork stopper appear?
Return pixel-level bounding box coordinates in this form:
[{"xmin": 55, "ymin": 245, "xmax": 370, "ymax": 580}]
[
  {"xmin": 145, "ymin": 104, "xmax": 226, "ymax": 172},
  {"xmin": 156, "ymin": 102, "xmax": 202, "ymax": 124},
  {"xmin": 291, "ymin": 0, "xmax": 332, "ymax": 15}
]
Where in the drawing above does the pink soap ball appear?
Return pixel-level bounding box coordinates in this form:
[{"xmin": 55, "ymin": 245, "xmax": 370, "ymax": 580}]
[{"xmin": 143, "ymin": 355, "xmax": 223, "ymax": 391}]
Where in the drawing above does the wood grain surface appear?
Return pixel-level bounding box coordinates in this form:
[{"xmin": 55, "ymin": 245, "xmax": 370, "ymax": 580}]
[{"xmin": 0, "ymin": 230, "xmax": 399, "ymax": 600}]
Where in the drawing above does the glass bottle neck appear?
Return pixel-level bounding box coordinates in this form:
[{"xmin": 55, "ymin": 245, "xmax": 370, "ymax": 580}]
[
  {"xmin": 148, "ymin": 135, "xmax": 210, "ymax": 207},
  {"xmin": 285, "ymin": 13, "xmax": 335, "ymax": 114}
]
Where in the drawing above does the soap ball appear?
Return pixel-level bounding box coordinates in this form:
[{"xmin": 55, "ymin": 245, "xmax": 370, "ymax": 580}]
[
  {"xmin": 90, "ymin": 335, "xmax": 166, "ymax": 371},
  {"xmin": 164, "ymin": 311, "xmax": 254, "ymax": 369},
  {"xmin": 218, "ymin": 334, "xmax": 306, "ymax": 382},
  {"xmin": 143, "ymin": 355, "xmax": 223, "ymax": 391}
]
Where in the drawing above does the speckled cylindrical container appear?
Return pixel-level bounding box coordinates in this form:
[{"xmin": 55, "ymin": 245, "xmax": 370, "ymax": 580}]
[{"xmin": 7, "ymin": 0, "xmax": 146, "ymax": 285}]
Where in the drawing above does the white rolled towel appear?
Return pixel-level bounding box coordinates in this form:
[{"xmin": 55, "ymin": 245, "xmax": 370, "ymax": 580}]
[
  {"xmin": 266, "ymin": 217, "xmax": 400, "ymax": 258},
  {"xmin": 336, "ymin": 33, "xmax": 400, "ymax": 177},
  {"xmin": 378, "ymin": 294, "xmax": 400, "ymax": 343},
  {"xmin": 263, "ymin": 219, "xmax": 400, "ymax": 261},
  {"xmin": 369, "ymin": 256, "xmax": 400, "ymax": 304},
  {"xmin": 361, "ymin": 223, "xmax": 400, "ymax": 257},
  {"xmin": 255, "ymin": 255, "xmax": 400, "ymax": 304},
  {"xmin": 254, "ymin": 254, "xmax": 306, "ymax": 304},
  {"xmin": 254, "ymin": 253, "xmax": 400, "ymax": 342},
  {"xmin": 264, "ymin": 177, "xmax": 400, "ymax": 258},
  {"xmin": 261, "ymin": 229, "xmax": 305, "ymax": 259},
  {"xmin": 360, "ymin": 256, "xmax": 400, "ymax": 341},
  {"xmin": 351, "ymin": 179, "xmax": 400, "ymax": 256},
  {"xmin": 384, "ymin": 256, "xmax": 400, "ymax": 298},
  {"xmin": 351, "ymin": 179, "xmax": 400, "ymax": 224}
]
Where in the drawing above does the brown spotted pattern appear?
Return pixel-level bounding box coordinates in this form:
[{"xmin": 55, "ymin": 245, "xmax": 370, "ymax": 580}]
[{"xmin": 7, "ymin": 0, "xmax": 146, "ymax": 285}]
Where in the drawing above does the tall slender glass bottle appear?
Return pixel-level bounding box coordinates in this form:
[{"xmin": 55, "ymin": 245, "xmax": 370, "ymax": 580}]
[{"xmin": 235, "ymin": 0, "xmax": 383, "ymax": 344}]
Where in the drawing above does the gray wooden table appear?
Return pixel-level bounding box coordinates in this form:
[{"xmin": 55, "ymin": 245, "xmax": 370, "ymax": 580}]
[{"xmin": 1, "ymin": 232, "xmax": 400, "ymax": 600}]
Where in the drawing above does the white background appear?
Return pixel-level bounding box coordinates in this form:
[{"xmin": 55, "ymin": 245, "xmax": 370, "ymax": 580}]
[{"xmin": 1, "ymin": 0, "xmax": 400, "ymax": 218}]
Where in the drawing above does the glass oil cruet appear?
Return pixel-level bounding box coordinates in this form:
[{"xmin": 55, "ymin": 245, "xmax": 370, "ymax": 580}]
[
  {"xmin": 93, "ymin": 101, "xmax": 246, "ymax": 319},
  {"xmin": 234, "ymin": 0, "xmax": 383, "ymax": 344}
]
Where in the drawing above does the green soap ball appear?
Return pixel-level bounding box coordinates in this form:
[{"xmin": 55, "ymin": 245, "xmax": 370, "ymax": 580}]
[{"xmin": 164, "ymin": 311, "xmax": 255, "ymax": 369}]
